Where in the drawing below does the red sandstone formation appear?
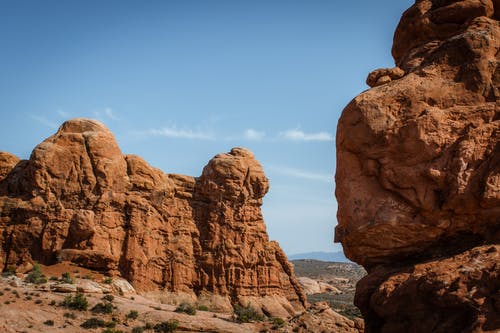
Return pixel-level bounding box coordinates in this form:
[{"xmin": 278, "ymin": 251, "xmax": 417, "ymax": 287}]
[
  {"xmin": 336, "ymin": 0, "xmax": 499, "ymax": 332},
  {"xmin": 0, "ymin": 118, "xmax": 306, "ymax": 317}
]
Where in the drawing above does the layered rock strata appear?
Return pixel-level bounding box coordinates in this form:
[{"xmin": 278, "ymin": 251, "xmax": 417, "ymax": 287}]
[
  {"xmin": 336, "ymin": 0, "xmax": 499, "ymax": 332},
  {"xmin": 0, "ymin": 118, "xmax": 306, "ymax": 316}
]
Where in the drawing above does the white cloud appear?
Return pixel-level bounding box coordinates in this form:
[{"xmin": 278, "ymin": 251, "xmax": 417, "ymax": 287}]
[
  {"xmin": 244, "ymin": 129, "xmax": 265, "ymax": 141},
  {"xmin": 92, "ymin": 107, "xmax": 118, "ymax": 121},
  {"xmin": 103, "ymin": 107, "xmax": 118, "ymax": 120},
  {"xmin": 56, "ymin": 109, "xmax": 71, "ymax": 118},
  {"xmin": 145, "ymin": 127, "xmax": 215, "ymax": 140},
  {"xmin": 280, "ymin": 129, "xmax": 333, "ymax": 142},
  {"xmin": 267, "ymin": 165, "xmax": 332, "ymax": 183},
  {"xmin": 30, "ymin": 115, "xmax": 58, "ymax": 129}
]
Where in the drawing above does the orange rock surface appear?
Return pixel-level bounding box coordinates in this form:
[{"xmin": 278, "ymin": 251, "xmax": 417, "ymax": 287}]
[
  {"xmin": 0, "ymin": 118, "xmax": 306, "ymax": 316},
  {"xmin": 336, "ymin": 0, "xmax": 499, "ymax": 332}
]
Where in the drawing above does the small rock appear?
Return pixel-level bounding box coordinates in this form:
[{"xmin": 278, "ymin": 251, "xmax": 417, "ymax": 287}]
[
  {"xmin": 76, "ymin": 279, "xmax": 111, "ymax": 294},
  {"xmin": 112, "ymin": 278, "xmax": 136, "ymax": 295},
  {"xmin": 51, "ymin": 283, "xmax": 77, "ymax": 293}
]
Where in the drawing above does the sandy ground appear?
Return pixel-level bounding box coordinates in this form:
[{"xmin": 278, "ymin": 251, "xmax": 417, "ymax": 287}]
[{"xmin": 0, "ymin": 270, "xmax": 262, "ymax": 333}]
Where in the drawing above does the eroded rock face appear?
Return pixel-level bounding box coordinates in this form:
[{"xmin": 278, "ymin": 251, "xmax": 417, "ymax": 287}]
[
  {"xmin": 0, "ymin": 118, "xmax": 306, "ymax": 316},
  {"xmin": 336, "ymin": 0, "xmax": 499, "ymax": 332}
]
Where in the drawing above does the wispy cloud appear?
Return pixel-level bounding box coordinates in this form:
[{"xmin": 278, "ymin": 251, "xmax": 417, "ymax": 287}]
[
  {"xmin": 143, "ymin": 127, "xmax": 215, "ymax": 140},
  {"xmin": 243, "ymin": 129, "xmax": 265, "ymax": 141},
  {"xmin": 267, "ymin": 165, "xmax": 332, "ymax": 183},
  {"xmin": 280, "ymin": 129, "xmax": 333, "ymax": 142},
  {"xmin": 93, "ymin": 107, "xmax": 118, "ymax": 121},
  {"xmin": 30, "ymin": 115, "xmax": 58, "ymax": 129},
  {"xmin": 103, "ymin": 107, "xmax": 118, "ymax": 120},
  {"xmin": 56, "ymin": 109, "xmax": 71, "ymax": 118}
]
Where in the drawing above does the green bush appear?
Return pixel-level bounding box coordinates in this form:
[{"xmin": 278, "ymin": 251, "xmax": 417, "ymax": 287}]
[
  {"xmin": 102, "ymin": 294, "xmax": 115, "ymax": 302},
  {"xmin": 81, "ymin": 317, "xmax": 105, "ymax": 329},
  {"xmin": 61, "ymin": 272, "xmax": 74, "ymax": 284},
  {"xmin": 175, "ymin": 301, "xmax": 196, "ymax": 315},
  {"xmin": 25, "ymin": 264, "xmax": 47, "ymax": 284},
  {"xmin": 61, "ymin": 292, "xmax": 88, "ymax": 311},
  {"xmin": 271, "ymin": 317, "xmax": 285, "ymax": 329},
  {"xmin": 2, "ymin": 266, "xmax": 16, "ymax": 277},
  {"xmin": 64, "ymin": 312, "xmax": 77, "ymax": 319},
  {"xmin": 233, "ymin": 303, "xmax": 264, "ymax": 323},
  {"xmin": 132, "ymin": 327, "xmax": 144, "ymax": 333},
  {"xmin": 126, "ymin": 310, "xmax": 139, "ymax": 320},
  {"xmin": 49, "ymin": 300, "xmax": 56, "ymax": 306},
  {"xmin": 197, "ymin": 305, "xmax": 209, "ymax": 311},
  {"xmin": 92, "ymin": 302, "xmax": 113, "ymax": 314},
  {"xmin": 103, "ymin": 276, "xmax": 113, "ymax": 284},
  {"xmin": 43, "ymin": 320, "xmax": 54, "ymax": 326},
  {"xmin": 153, "ymin": 320, "xmax": 179, "ymax": 333}
]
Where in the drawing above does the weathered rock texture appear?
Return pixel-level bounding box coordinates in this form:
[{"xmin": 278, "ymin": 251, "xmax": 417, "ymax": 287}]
[
  {"xmin": 0, "ymin": 118, "xmax": 306, "ymax": 316},
  {"xmin": 336, "ymin": 0, "xmax": 499, "ymax": 332}
]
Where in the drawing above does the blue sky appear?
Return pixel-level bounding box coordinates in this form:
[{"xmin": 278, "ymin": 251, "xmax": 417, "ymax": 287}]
[{"xmin": 0, "ymin": 0, "xmax": 414, "ymax": 255}]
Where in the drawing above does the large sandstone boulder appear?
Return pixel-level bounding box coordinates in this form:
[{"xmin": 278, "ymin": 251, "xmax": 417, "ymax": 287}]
[
  {"xmin": 0, "ymin": 118, "xmax": 306, "ymax": 316},
  {"xmin": 336, "ymin": 0, "xmax": 499, "ymax": 332}
]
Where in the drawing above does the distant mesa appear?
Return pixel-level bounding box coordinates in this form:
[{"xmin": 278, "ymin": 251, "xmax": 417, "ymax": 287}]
[
  {"xmin": 0, "ymin": 118, "xmax": 305, "ymax": 317},
  {"xmin": 287, "ymin": 251, "xmax": 349, "ymax": 263}
]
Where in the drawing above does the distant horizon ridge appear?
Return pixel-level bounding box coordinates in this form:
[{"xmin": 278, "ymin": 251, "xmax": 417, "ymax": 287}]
[{"xmin": 287, "ymin": 250, "xmax": 350, "ymax": 263}]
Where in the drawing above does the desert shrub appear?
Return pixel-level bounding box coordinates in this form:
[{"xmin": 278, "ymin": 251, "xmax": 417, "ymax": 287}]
[
  {"xmin": 25, "ymin": 264, "xmax": 47, "ymax": 284},
  {"xmin": 132, "ymin": 327, "xmax": 144, "ymax": 333},
  {"xmin": 153, "ymin": 319, "xmax": 179, "ymax": 332},
  {"xmin": 126, "ymin": 310, "xmax": 139, "ymax": 320},
  {"xmin": 2, "ymin": 266, "xmax": 16, "ymax": 277},
  {"xmin": 61, "ymin": 272, "xmax": 74, "ymax": 284},
  {"xmin": 3, "ymin": 301, "xmax": 10, "ymax": 305},
  {"xmin": 92, "ymin": 302, "xmax": 113, "ymax": 314},
  {"xmin": 271, "ymin": 317, "xmax": 285, "ymax": 329},
  {"xmin": 175, "ymin": 301, "xmax": 196, "ymax": 315},
  {"xmin": 64, "ymin": 312, "xmax": 77, "ymax": 319},
  {"xmin": 61, "ymin": 292, "xmax": 88, "ymax": 311},
  {"xmin": 339, "ymin": 307, "xmax": 362, "ymax": 319},
  {"xmin": 35, "ymin": 299, "xmax": 43, "ymax": 304},
  {"xmin": 43, "ymin": 320, "xmax": 54, "ymax": 326},
  {"xmin": 197, "ymin": 305, "xmax": 209, "ymax": 311},
  {"xmin": 102, "ymin": 294, "xmax": 114, "ymax": 302},
  {"xmin": 233, "ymin": 303, "xmax": 264, "ymax": 323},
  {"xmin": 81, "ymin": 317, "xmax": 105, "ymax": 329},
  {"xmin": 25, "ymin": 295, "xmax": 32, "ymax": 300},
  {"xmin": 103, "ymin": 276, "xmax": 113, "ymax": 284},
  {"xmin": 83, "ymin": 274, "xmax": 93, "ymax": 280},
  {"xmin": 49, "ymin": 300, "xmax": 56, "ymax": 306}
]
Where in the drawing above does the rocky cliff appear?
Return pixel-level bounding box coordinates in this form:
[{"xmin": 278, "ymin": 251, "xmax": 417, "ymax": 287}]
[
  {"xmin": 336, "ymin": 0, "xmax": 499, "ymax": 332},
  {"xmin": 0, "ymin": 118, "xmax": 306, "ymax": 317}
]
